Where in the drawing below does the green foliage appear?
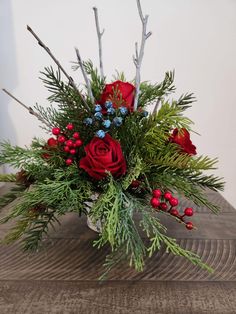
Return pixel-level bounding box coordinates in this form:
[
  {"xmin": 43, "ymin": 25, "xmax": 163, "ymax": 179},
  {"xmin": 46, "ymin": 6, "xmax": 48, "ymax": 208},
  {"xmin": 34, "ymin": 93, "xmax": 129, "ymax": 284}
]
[
  {"xmin": 73, "ymin": 60, "xmax": 105, "ymax": 100},
  {"xmin": 0, "ymin": 185, "xmax": 25, "ymax": 211},
  {"xmin": 139, "ymin": 71, "xmax": 175, "ymax": 107}
]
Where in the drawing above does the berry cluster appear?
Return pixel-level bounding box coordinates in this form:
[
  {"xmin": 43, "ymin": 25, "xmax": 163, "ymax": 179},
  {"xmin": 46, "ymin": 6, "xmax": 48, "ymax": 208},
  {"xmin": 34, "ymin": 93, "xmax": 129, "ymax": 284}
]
[
  {"xmin": 49, "ymin": 123, "xmax": 83, "ymax": 166},
  {"xmin": 83, "ymin": 101, "xmax": 128, "ymax": 139},
  {"xmin": 150, "ymin": 189, "xmax": 194, "ymax": 230}
]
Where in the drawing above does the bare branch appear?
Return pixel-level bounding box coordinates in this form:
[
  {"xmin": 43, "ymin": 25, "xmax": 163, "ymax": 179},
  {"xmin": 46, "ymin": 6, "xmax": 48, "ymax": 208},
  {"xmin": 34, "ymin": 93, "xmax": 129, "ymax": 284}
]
[
  {"xmin": 75, "ymin": 48, "xmax": 94, "ymax": 103},
  {"xmin": 152, "ymin": 98, "xmax": 161, "ymax": 115},
  {"xmin": 27, "ymin": 25, "xmax": 90, "ymax": 112},
  {"xmin": 2, "ymin": 88, "xmax": 51, "ymax": 128},
  {"xmin": 133, "ymin": 0, "xmax": 152, "ymax": 111},
  {"xmin": 93, "ymin": 7, "xmax": 105, "ymax": 79}
]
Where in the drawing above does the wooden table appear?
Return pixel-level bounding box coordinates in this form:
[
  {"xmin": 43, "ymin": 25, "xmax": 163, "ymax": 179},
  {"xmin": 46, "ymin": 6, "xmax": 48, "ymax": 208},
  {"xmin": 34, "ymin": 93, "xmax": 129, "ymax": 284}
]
[{"xmin": 0, "ymin": 183, "xmax": 236, "ymax": 313}]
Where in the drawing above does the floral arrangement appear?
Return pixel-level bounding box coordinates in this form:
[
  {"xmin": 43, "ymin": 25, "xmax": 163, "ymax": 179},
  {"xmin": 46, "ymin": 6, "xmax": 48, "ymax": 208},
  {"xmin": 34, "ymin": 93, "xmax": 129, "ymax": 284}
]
[{"xmin": 0, "ymin": 1, "xmax": 224, "ymax": 278}]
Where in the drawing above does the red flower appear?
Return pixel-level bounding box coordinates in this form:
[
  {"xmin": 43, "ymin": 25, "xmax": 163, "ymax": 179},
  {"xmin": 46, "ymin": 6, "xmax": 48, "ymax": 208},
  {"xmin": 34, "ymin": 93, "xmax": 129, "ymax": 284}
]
[
  {"xmin": 100, "ymin": 80, "xmax": 135, "ymax": 111},
  {"xmin": 79, "ymin": 134, "xmax": 127, "ymax": 180},
  {"xmin": 170, "ymin": 128, "xmax": 197, "ymax": 155}
]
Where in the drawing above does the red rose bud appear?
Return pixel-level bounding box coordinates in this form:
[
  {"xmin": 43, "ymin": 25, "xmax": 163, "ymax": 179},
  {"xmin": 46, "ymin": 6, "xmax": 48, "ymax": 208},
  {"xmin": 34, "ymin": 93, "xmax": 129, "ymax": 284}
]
[
  {"xmin": 100, "ymin": 80, "xmax": 135, "ymax": 112},
  {"xmin": 65, "ymin": 140, "xmax": 74, "ymax": 147},
  {"xmin": 65, "ymin": 158, "xmax": 73, "ymax": 166},
  {"xmin": 169, "ymin": 128, "xmax": 197, "ymax": 155},
  {"xmin": 73, "ymin": 132, "xmax": 80, "ymax": 139},
  {"xmin": 66, "ymin": 123, "xmax": 74, "ymax": 130},
  {"xmin": 52, "ymin": 127, "xmax": 60, "ymax": 135},
  {"xmin": 79, "ymin": 134, "xmax": 126, "ymax": 180},
  {"xmin": 47, "ymin": 138, "xmax": 58, "ymax": 147},
  {"xmin": 184, "ymin": 207, "xmax": 194, "ymax": 216},
  {"xmin": 169, "ymin": 197, "xmax": 178, "ymax": 207},
  {"xmin": 186, "ymin": 222, "xmax": 194, "ymax": 230},
  {"xmin": 64, "ymin": 146, "xmax": 70, "ymax": 152},
  {"xmin": 75, "ymin": 139, "xmax": 83, "ymax": 147},
  {"xmin": 152, "ymin": 189, "xmax": 162, "ymax": 198},
  {"xmin": 164, "ymin": 191, "xmax": 172, "ymax": 200},
  {"xmin": 160, "ymin": 202, "xmax": 168, "ymax": 211},
  {"xmin": 58, "ymin": 135, "xmax": 66, "ymax": 143},
  {"xmin": 70, "ymin": 149, "xmax": 76, "ymax": 155},
  {"xmin": 150, "ymin": 197, "xmax": 160, "ymax": 208},
  {"xmin": 170, "ymin": 208, "xmax": 179, "ymax": 217}
]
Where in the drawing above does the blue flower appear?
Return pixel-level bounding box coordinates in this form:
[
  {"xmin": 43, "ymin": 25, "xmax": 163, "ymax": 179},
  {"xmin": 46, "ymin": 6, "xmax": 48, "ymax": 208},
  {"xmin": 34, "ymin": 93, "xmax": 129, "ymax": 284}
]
[
  {"xmin": 113, "ymin": 117, "xmax": 123, "ymax": 127},
  {"xmin": 95, "ymin": 104, "xmax": 102, "ymax": 112},
  {"xmin": 119, "ymin": 106, "xmax": 128, "ymax": 116},
  {"xmin": 107, "ymin": 107, "xmax": 115, "ymax": 115},
  {"xmin": 102, "ymin": 119, "xmax": 111, "ymax": 128},
  {"xmin": 94, "ymin": 112, "xmax": 103, "ymax": 120},
  {"xmin": 96, "ymin": 130, "xmax": 106, "ymax": 138},
  {"xmin": 105, "ymin": 101, "xmax": 113, "ymax": 109},
  {"xmin": 83, "ymin": 117, "xmax": 93, "ymax": 125}
]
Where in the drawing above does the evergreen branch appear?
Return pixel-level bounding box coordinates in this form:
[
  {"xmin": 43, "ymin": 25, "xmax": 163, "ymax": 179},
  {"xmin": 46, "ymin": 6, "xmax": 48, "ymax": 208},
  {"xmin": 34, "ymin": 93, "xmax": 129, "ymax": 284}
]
[
  {"xmin": 2, "ymin": 89, "xmax": 51, "ymax": 128},
  {"xmin": 75, "ymin": 48, "xmax": 95, "ymax": 102},
  {"xmin": 22, "ymin": 210, "xmax": 59, "ymax": 251},
  {"xmin": 122, "ymin": 155, "xmax": 144, "ymax": 190},
  {"xmin": 0, "ymin": 185, "xmax": 25, "ymax": 211},
  {"xmin": 93, "ymin": 7, "xmax": 105, "ymax": 79},
  {"xmin": 133, "ymin": 0, "xmax": 152, "ymax": 111},
  {"xmin": 140, "ymin": 209, "xmax": 212, "ymax": 272},
  {"xmin": 0, "ymin": 173, "xmax": 17, "ymax": 182}
]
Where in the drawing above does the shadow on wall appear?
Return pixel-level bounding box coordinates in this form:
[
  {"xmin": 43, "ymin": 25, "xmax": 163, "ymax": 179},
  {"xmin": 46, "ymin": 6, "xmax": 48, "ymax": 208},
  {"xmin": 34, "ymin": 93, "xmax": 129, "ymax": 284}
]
[{"xmin": 0, "ymin": 1, "xmax": 18, "ymax": 174}]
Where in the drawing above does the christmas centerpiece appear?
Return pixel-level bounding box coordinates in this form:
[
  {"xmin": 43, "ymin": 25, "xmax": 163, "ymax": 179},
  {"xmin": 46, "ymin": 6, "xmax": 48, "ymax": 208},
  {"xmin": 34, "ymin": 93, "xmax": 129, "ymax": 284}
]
[{"xmin": 0, "ymin": 1, "xmax": 224, "ymax": 279}]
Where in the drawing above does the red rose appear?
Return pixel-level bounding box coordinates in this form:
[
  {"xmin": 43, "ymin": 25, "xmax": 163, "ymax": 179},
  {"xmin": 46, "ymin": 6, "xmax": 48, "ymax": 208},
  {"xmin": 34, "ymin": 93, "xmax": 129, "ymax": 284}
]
[
  {"xmin": 170, "ymin": 128, "xmax": 197, "ymax": 155},
  {"xmin": 79, "ymin": 134, "xmax": 127, "ymax": 180},
  {"xmin": 100, "ymin": 80, "xmax": 135, "ymax": 111}
]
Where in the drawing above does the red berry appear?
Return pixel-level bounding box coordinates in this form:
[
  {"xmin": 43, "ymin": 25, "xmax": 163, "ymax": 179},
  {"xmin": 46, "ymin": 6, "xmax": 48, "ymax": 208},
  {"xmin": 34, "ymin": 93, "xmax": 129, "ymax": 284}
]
[
  {"xmin": 64, "ymin": 146, "xmax": 70, "ymax": 152},
  {"xmin": 65, "ymin": 158, "xmax": 73, "ymax": 166},
  {"xmin": 66, "ymin": 123, "xmax": 74, "ymax": 130},
  {"xmin": 70, "ymin": 149, "xmax": 76, "ymax": 155},
  {"xmin": 186, "ymin": 222, "xmax": 194, "ymax": 230},
  {"xmin": 152, "ymin": 189, "xmax": 162, "ymax": 198},
  {"xmin": 170, "ymin": 208, "xmax": 179, "ymax": 217},
  {"xmin": 169, "ymin": 197, "xmax": 178, "ymax": 207},
  {"xmin": 65, "ymin": 140, "xmax": 74, "ymax": 147},
  {"xmin": 164, "ymin": 191, "xmax": 172, "ymax": 200},
  {"xmin": 58, "ymin": 135, "xmax": 66, "ymax": 143},
  {"xmin": 73, "ymin": 132, "xmax": 80, "ymax": 139},
  {"xmin": 47, "ymin": 137, "xmax": 57, "ymax": 146},
  {"xmin": 160, "ymin": 202, "xmax": 168, "ymax": 211},
  {"xmin": 131, "ymin": 180, "xmax": 140, "ymax": 188},
  {"xmin": 150, "ymin": 197, "xmax": 160, "ymax": 208},
  {"xmin": 184, "ymin": 207, "xmax": 194, "ymax": 217},
  {"xmin": 75, "ymin": 139, "xmax": 83, "ymax": 147},
  {"xmin": 52, "ymin": 127, "xmax": 60, "ymax": 135}
]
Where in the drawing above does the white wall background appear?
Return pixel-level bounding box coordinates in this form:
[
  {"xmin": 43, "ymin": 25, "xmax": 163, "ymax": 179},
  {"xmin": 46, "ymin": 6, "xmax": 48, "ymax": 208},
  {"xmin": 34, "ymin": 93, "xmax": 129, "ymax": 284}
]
[{"xmin": 0, "ymin": 0, "xmax": 235, "ymax": 207}]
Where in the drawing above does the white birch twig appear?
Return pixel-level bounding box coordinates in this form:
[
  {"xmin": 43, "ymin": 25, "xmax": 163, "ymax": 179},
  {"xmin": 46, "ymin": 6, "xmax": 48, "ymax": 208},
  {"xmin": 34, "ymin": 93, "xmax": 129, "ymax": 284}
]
[
  {"xmin": 133, "ymin": 0, "xmax": 152, "ymax": 111},
  {"xmin": 2, "ymin": 88, "xmax": 51, "ymax": 128},
  {"xmin": 93, "ymin": 7, "xmax": 105, "ymax": 79},
  {"xmin": 75, "ymin": 48, "xmax": 94, "ymax": 103}
]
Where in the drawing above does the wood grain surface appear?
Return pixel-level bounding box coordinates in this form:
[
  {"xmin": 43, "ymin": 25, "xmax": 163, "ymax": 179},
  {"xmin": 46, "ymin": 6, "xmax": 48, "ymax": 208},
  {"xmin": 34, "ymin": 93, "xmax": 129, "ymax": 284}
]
[{"xmin": 0, "ymin": 183, "xmax": 236, "ymax": 313}]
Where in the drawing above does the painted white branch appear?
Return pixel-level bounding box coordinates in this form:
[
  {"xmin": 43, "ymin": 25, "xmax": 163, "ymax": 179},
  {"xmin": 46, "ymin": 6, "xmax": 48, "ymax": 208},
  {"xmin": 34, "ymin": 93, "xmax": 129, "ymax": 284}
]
[
  {"xmin": 133, "ymin": 0, "xmax": 152, "ymax": 111},
  {"xmin": 75, "ymin": 48, "xmax": 95, "ymax": 103},
  {"xmin": 152, "ymin": 98, "xmax": 161, "ymax": 115},
  {"xmin": 93, "ymin": 7, "xmax": 105, "ymax": 79},
  {"xmin": 2, "ymin": 88, "xmax": 51, "ymax": 128}
]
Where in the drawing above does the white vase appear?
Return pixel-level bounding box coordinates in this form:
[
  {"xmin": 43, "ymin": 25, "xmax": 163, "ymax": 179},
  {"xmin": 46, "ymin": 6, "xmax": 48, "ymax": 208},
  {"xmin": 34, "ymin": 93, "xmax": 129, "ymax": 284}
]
[{"xmin": 84, "ymin": 193, "xmax": 102, "ymax": 233}]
